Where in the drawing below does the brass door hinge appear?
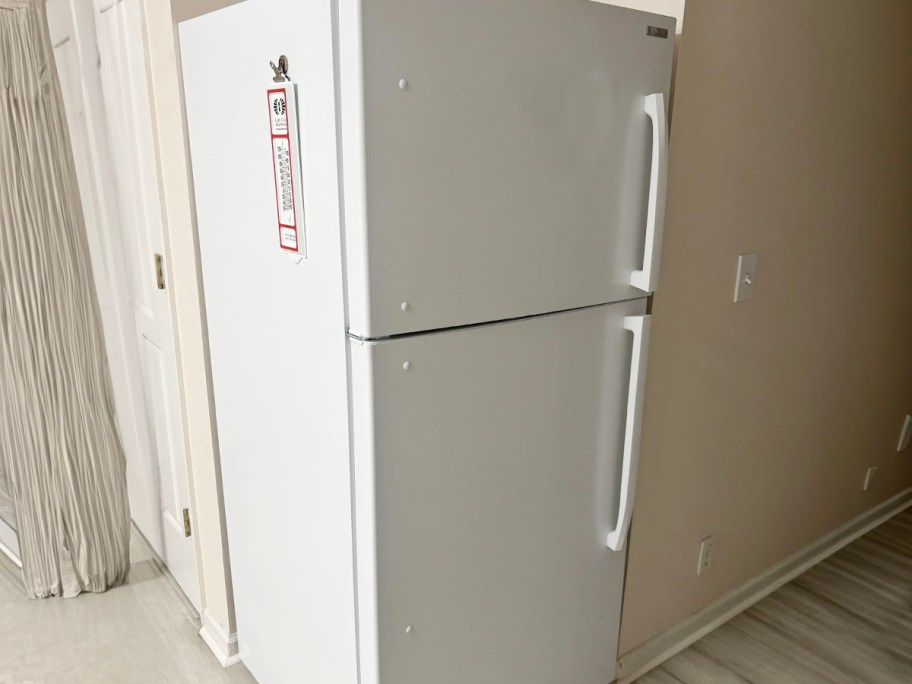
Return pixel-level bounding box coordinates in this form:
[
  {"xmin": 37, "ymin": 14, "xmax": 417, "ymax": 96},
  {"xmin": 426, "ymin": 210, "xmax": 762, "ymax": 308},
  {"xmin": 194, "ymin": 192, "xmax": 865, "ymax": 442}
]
[
  {"xmin": 182, "ymin": 508, "xmax": 192, "ymax": 537},
  {"xmin": 154, "ymin": 253, "xmax": 166, "ymax": 290}
]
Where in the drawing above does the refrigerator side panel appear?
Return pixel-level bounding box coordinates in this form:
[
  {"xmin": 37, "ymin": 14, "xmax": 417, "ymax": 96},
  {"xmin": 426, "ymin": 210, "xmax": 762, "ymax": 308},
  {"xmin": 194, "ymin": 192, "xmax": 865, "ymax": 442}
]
[
  {"xmin": 338, "ymin": 0, "xmax": 371, "ymax": 337},
  {"xmin": 346, "ymin": 0, "xmax": 675, "ymax": 338},
  {"xmin": 349, "ymin": 340, "xmax": 381, "ymax": 684},
  {"xmin": 361, "ymin": 298, "xmax": 648, "ymax": 684},
  {"xmin": 180, "ymin": 4, "xmax": 358, "ymax": 683}
]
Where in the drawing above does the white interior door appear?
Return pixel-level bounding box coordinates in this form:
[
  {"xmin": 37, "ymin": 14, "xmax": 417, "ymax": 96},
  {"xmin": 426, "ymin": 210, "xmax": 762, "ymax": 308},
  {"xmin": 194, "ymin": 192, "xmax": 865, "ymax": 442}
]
[
  {"xmin": 92, "ymin": 0, "xmax": 198, "ymax": 608},
  {"xmin": 342, "ymin": 0, "xmax": 675, "ymax": 338},
  {"xmin": 45, "ymin": 0, "xmax": 153, "ymax": 544},
  {"xmin": 350, "ymin": 297, "xmax": 648, "ymax": 684},
  {"xmin": 45, "ymin": 0, "xmax": 200, "ymax": 608}
]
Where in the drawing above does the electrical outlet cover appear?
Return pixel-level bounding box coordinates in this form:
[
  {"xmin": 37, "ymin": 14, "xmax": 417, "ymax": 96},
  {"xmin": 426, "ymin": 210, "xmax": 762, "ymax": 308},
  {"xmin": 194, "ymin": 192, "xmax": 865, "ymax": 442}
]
[
  {"xmin": 864, "ymin": 466, "xmax": 878, "ymax": 491},
  {"xmin": 898, "ymin": 415, "xmax": 912, "ymax": 452},
  {"xmin": 734, "ymin": 254, "xmax": 759, "ymax": 303},
  {"xmin": 697, "ymin": 535, "xmax": 715, "ymax": 575}
]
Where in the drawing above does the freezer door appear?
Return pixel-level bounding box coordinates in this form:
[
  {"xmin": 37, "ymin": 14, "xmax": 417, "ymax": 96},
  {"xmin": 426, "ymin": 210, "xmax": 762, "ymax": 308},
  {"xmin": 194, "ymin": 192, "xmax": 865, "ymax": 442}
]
[
  {"xmin": 340, "ymin": 0, "xmax": 674, "ymax": 338},
  {"xmin": 349, "ymin": 298, "xmax": 648, "ymax": 684}
]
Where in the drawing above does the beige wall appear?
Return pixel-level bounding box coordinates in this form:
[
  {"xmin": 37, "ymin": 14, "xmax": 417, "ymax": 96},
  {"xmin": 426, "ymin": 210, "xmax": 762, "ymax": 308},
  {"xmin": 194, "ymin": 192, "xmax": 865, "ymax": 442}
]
[{"xmin": 619, "ymin": 0, "xmax": 912, "ymax": 655}]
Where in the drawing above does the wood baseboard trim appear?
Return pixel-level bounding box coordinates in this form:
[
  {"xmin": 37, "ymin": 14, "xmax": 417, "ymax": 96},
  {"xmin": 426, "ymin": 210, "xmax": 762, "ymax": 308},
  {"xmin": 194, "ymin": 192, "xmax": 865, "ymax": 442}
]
[
  {"xmin": 616, "ymin": 487, "xmax": 912, "ymax": 684},
  {"xmin": 199, "ymin": 608, "xmax": 242, "ymax": 668}
]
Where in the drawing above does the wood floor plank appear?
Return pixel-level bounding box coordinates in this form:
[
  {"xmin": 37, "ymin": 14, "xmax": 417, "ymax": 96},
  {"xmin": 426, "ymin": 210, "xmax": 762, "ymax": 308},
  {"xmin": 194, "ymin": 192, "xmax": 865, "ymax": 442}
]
[
  {"xmin": 729, "ymin": 608, "xmax": 862, "ymax": 682},
  {"xmin": 689, "ymin": 616, "xmax": 835, "ymax": 683},
  {"xmin": 752, "ymin": 590, "xmax": 905, "ymax": 682},
  {"xmin": 633, "ymin": 667, "xmax": 687, "ymax": 684},
  {"xmin": 635, "ymin": 508, "xmax": 912, "ymax": 683},
  {"xmin": 660, "ymin": 643, "xmax": 753, "ymax": 684}
]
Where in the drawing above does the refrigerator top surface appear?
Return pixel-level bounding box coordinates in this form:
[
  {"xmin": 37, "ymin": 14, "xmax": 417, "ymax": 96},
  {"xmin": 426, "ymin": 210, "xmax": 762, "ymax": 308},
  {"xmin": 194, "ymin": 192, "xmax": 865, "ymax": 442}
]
[{"xmin": 340, "ymin": 0, "xmax": 675, "ymax": 339}]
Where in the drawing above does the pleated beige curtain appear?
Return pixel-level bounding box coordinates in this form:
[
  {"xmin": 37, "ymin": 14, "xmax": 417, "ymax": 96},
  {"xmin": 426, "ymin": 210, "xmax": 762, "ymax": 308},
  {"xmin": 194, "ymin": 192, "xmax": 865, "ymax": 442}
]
[{"xmin": 0, "ymin": 0, "xmax": 130, "ymax": 597}]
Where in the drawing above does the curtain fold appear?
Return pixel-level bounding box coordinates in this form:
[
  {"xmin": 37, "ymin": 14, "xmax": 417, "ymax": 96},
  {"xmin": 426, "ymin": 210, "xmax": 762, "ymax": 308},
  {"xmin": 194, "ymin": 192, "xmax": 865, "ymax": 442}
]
[{"xmin": 0, "ymin": 0, "xmax": 130, "ymax": 597}]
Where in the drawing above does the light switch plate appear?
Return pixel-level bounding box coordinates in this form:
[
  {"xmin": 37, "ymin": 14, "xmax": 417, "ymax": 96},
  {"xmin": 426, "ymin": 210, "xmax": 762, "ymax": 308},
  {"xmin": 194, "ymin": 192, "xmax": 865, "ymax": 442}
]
[
  {"xmin": 898, "ymin": 415, "xmax": 912, "ymax": 452},
  {"xmin": 734, "ymin": 254, "xmax": 759, "ymax": 303}
]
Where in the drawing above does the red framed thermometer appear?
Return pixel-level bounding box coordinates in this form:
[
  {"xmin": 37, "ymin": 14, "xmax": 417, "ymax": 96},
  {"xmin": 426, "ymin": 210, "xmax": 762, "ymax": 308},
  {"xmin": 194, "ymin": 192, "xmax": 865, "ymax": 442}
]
[{"xmin": 266, "ymin": 81, "xmax": 306, "ymax": 256}]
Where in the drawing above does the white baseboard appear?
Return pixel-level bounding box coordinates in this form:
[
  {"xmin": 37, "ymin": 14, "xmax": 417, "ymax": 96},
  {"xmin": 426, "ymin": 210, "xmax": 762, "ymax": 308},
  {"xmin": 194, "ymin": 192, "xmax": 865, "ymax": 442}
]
[
  {"xmin": 200, "ymin": 608, "xmax": 242, "ymax": 668},
  {"xmin": 616, "ymin": 487, "xmax": 912, "ymax": 684},
  {"xmin": 0, "ymin": 516, "xmax": 21, "ymax": 569}
]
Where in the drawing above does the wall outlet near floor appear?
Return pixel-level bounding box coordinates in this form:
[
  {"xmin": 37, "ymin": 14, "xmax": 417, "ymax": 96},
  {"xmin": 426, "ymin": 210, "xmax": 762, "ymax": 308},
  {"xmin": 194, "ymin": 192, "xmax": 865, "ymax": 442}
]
[
  {"xmin": 864, "ymin": 466, "xmax": 878, "ymax": 491},
  {"xmin": 898, "ymin": 415, "xmax": 912, "ymax": 452},
  {"xmin": 697, "ymin": 535, "xmax": 715, "ymax": 575}
]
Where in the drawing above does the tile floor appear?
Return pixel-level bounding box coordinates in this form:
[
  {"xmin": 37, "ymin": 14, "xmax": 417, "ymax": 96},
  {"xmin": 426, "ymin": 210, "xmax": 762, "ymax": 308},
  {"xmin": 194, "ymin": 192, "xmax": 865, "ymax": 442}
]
[{"xmin": 0, "ymin": 531, "xmax": 256, "ymax": 684}]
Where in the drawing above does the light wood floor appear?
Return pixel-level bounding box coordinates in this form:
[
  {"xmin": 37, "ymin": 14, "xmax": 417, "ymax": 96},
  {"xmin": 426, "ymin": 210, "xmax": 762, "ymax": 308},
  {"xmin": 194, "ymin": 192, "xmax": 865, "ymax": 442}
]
[{"xmin": 636, "ymin": 508, "xmax": 912, "ymax": 683}]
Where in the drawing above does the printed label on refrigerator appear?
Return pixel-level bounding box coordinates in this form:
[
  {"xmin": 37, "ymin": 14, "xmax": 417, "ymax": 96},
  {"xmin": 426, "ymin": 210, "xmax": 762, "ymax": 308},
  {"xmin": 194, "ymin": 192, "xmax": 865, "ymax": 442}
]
[
  {"xmin": 272, "ymin": 138, "xmax": 295, "ymax": 227},
  {"xmin": 266, "ymin": 84, "xmax": 306, "ymax": 256},
  {"xmin": 269, "ymin": 90, "xmax": 289, "ymax": 135}
]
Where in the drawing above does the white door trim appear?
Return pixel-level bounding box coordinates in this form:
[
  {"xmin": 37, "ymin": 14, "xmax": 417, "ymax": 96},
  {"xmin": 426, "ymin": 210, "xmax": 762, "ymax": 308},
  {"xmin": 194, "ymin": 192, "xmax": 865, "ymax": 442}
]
[{"xmin": 0, "ymin": 517, "xmax": 20, "ymax": 569}]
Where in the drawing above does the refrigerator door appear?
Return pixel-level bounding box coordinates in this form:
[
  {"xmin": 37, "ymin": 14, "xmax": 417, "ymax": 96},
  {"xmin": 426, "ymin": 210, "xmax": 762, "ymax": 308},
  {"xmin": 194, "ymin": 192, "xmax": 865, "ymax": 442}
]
[
  {"xmin": 350, "ymin": 297, "xmax": 649, "ymax": 684},
  {"xmin": 340, "ymin": 0, "xmax": 674, "ymax": 338}
]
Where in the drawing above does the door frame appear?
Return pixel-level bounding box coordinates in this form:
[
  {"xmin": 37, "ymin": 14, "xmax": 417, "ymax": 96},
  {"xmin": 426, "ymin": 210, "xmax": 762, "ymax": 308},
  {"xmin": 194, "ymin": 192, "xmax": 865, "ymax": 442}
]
[{"xmin": 139, "ymin": 0, "xmax": 242, "ymax": 666}]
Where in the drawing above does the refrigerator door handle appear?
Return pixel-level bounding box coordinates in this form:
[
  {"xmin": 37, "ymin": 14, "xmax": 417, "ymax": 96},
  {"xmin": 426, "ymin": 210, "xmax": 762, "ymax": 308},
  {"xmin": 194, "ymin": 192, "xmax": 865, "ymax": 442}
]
[
  {"xmin": 606, "ymin": 315, "xmax": 652, "ymax": 552},
  {"xmin": 631, "ymin": 93, "xmax": 669, "ymax": 294}
]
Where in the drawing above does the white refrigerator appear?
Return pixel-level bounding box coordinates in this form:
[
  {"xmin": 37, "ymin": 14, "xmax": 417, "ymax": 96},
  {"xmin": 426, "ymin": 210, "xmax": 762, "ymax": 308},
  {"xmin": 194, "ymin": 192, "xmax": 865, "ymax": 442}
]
[{"xmin": 180, "ymin": 1, "xmax": 674, "ymax": 683}]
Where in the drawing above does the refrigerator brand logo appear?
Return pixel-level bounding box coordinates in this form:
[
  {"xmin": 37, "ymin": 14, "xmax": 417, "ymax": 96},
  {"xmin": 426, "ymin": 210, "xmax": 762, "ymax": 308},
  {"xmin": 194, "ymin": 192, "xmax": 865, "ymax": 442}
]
[
  {"xmin": 646, "ymin": 26, "xmax": 669, "ymax": 39},
  {"xmin": 269, "ymin": 92, "xmax": 289, "ymax": 135}
]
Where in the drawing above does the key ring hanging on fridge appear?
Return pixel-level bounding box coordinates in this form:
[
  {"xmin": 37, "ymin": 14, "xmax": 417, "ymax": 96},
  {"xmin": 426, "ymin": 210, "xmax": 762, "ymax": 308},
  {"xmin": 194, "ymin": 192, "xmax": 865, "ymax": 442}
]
[{"xmin": 270, "ymin": 55, "xmax": 289, "ymax": 83}]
